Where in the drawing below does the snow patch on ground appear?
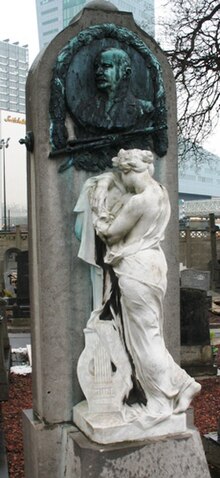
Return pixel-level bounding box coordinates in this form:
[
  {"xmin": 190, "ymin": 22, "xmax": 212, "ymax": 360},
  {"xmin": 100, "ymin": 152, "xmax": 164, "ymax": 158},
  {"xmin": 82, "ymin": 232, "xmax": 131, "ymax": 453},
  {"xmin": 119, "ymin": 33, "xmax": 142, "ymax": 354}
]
[
  {"xmin": 10, "ymin": 365, "xmax": 32, "ymax": 375},
  {"xmin": 11, "ymin": 346, "xmax": 32, "ymax": 369},
  {"xmin": 11, "ymin": 347, "xmax": 28, "ymax": 353}
]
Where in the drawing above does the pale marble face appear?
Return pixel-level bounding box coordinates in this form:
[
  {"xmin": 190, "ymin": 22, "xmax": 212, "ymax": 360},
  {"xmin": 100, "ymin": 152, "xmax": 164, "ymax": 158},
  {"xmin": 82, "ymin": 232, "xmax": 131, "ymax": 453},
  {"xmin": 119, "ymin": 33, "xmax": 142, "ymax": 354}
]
[{"xmin": 112, "ymin": 149, "xmax": 154, "ymax": 174}]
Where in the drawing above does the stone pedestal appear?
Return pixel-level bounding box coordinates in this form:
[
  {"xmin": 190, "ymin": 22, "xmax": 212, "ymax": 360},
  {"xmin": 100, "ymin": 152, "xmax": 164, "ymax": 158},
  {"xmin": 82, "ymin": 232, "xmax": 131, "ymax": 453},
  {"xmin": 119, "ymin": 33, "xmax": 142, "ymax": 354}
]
[
  {"xmin": 23, "ymin": 411, "xmax": 210, "ymax": 478},
  {"xmin": 65, "ymin": 428, "xmax": 210, "ymax": 478}
]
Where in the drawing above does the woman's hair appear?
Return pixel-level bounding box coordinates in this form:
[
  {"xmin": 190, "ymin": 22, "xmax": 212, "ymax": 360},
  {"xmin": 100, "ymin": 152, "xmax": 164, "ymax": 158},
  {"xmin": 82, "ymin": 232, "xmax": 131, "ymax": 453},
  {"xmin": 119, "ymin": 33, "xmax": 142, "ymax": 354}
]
[{"xmin": 113, "ymin": 149, "xmax": 155, "ymax": 176}]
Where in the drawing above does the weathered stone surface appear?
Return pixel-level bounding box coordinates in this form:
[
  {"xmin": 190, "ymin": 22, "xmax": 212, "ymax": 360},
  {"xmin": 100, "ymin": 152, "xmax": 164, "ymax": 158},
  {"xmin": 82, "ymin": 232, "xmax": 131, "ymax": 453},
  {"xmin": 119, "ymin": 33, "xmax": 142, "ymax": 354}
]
[
  {"xmin": 22, "ymin": 409, "xmax": 77, "ymax": 478},
  {"xmin": 181, "ymin": 345, "xmax": 213, "ymax": 366},
  {"xmin": 180, "ymin": 288, "xmax": 210, "ymax": 346},
  {"xmin": 65, "ymin": 428, "xmax": 211, "ymax": 478},
  {"xmin": 0, "ymin": 312, "xmax": 10, "ymax": 401},
  {"xmin": 181, "ymin": 269, "xmax": 210, "ymax": 292},
  {"xmin": 23, "ymin": 410, "xmax": 210, "ymax": 478},
  {"xmin": 16, "ymin": 251, "xmax": 29, "ymax": 307},
  {"xmin": 202, "ymin": 434, "xmax": 220, "ymax": 470}
]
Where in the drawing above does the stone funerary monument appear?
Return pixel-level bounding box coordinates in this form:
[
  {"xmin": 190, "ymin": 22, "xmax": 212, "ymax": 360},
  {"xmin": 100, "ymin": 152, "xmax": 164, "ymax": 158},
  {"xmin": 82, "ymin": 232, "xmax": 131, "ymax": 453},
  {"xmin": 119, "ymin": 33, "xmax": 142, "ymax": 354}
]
[{"xmin": 22, "ymin": 1, "xmax": 210, "ymax": 476}]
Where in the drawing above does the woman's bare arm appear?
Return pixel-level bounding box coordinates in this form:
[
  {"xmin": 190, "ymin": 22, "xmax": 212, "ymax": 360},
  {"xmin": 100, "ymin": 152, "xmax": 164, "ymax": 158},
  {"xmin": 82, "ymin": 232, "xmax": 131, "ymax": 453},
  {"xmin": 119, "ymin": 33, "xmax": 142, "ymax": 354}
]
[{"xmin": 105, "ymin": 195, "xmax": 144, "ymax": 246}]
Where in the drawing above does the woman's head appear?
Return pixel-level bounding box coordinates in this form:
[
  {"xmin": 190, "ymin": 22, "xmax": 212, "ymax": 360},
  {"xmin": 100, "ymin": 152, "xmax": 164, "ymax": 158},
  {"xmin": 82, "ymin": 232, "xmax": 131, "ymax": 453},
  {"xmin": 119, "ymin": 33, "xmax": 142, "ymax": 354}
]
[{"xmin": 112, "ymin": 149, "xmax": 155, "ymax": 176}]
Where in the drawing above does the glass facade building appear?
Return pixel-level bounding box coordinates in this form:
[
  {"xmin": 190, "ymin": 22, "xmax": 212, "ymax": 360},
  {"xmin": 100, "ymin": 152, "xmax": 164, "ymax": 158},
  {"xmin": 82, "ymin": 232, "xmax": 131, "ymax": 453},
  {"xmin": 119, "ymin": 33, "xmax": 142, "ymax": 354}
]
[
  {"xmin": 0, "ymin": 40, "xmax": 28, "ymax": 114},
  {"xmin": 36, "ymin": 0, "xmax": 155, "ymax": 49}
]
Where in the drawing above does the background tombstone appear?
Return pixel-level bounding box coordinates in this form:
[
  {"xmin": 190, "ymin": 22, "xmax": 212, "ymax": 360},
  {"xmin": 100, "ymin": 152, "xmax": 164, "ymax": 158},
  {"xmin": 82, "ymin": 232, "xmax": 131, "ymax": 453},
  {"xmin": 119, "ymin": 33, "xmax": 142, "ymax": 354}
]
[
  {"xmin": 22, "ymin": 1, "xmax": 210, "ymax": 477},
  {"xmin": 180, "ymin": 288, "xmax": 210, "ymax": 347},
  {"xmin": 181, "ymin": 268, "xmax": 211, "ymax": 292},
  {"xmin": 180, "ymin": 269, "xmax": 212, "ymax": 374}
]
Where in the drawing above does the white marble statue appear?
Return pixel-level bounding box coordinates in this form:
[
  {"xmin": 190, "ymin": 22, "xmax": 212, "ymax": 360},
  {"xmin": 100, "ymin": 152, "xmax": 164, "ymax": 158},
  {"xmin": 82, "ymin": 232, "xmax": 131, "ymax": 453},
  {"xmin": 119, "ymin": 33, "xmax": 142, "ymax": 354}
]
[{"xmin": 73, "ymin": 148, "xmax": 201, "ymax": 444}]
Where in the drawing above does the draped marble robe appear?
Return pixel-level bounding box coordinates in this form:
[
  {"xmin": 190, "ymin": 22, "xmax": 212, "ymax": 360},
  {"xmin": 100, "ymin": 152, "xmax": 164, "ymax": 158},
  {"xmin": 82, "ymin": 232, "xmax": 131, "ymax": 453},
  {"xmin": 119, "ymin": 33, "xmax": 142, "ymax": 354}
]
[{"xmin": 74, "ymin": 149, "xmax": 201, "ymax": 425}]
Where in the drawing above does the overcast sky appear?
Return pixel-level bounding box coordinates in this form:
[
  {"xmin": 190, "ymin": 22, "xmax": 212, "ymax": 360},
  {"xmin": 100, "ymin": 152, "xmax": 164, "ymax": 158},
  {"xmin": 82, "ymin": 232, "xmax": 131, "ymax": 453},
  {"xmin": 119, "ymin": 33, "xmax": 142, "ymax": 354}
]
[
  {"xmin": 0, "ymin": 0, "xmax": 219, "ymax": 162},
  {"xmin": 0, "ymin": 0, "xmax": 39, "ymax": 66},
  {"xmin": 0, "ymin": 1, "xmax": 39, "ymax": 209}
]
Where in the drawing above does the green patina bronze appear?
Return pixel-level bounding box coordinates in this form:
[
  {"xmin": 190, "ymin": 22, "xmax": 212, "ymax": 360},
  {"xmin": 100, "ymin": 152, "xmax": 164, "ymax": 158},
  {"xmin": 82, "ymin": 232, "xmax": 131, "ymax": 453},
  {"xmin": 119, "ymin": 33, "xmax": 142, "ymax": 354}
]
[{"xmin": 49, "ymin": 23, "xmax": 168, "ymax": 172}]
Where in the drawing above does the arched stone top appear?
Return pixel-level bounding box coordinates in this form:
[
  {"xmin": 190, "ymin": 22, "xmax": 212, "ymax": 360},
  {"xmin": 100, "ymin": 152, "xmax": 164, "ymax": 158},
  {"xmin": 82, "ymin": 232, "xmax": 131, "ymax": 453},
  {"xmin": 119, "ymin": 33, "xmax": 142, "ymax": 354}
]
[{"xmin": 84, "ymin": 0, "xmax": 118, "ymax": 11}]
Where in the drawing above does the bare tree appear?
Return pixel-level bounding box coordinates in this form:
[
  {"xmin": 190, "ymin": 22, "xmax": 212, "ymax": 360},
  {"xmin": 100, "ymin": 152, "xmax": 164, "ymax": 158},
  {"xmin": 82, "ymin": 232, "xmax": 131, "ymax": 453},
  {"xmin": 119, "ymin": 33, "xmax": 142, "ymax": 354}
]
[{"xmin": 157, "ymin": 0, "xmax": 220, "ymax": 159}]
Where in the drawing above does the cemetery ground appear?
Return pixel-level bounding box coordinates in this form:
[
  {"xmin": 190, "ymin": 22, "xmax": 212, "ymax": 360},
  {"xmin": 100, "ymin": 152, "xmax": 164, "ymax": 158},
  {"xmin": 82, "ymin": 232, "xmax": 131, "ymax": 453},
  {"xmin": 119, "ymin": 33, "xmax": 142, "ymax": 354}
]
[
  {"xmin": 0, "ymin": 371, "xmax": 219, "ymax": 476},
  {"xmin": 0, "ymin": 308, "xmax": 220, "ymax": 478}
]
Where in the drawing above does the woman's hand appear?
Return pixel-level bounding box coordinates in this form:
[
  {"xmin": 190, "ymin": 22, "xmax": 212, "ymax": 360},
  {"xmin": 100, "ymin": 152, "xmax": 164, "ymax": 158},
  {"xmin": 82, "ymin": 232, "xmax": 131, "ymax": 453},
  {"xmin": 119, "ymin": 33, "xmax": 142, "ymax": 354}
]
[
  {"xmin": 89, "ymin": 175, "xmax": 114, "ymax": 216},
  {"xmin": 90, "ymin": 184, "xmax": 107, "ymax": 215},
  {"xmin": 94, "ymin": 216, "xmax": 110, "ymax": 242}
]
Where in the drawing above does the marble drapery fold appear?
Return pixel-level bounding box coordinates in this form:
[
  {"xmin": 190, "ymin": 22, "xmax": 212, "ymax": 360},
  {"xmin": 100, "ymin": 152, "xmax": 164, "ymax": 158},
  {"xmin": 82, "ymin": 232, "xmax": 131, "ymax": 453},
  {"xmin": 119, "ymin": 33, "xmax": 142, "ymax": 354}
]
[{"xmin": 74, "ymin": 149, "xmax": 201, "ymax": 430}]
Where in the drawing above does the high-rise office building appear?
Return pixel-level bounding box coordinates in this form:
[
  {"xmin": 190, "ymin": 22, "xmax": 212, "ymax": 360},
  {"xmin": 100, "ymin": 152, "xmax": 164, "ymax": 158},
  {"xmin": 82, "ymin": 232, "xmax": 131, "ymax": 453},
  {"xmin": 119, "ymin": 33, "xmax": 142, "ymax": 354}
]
[
  {"xmin": 36, "ymin": 0, "xmax": 155, "ymax": 49},
  {"xmin": 0, "ymin": 40, "xmax": 28, "ymax": 224},
  {"xmin": 0, "ymin": 40, "xmax": 28, "ymax": 114}
]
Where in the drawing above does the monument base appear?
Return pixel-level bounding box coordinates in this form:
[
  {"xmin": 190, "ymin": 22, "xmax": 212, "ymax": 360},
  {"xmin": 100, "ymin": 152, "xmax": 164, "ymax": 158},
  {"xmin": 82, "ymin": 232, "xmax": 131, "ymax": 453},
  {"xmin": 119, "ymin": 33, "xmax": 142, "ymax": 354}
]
[
  {"xmin": 22, "ymin": 409, "xmax": 77, "ymax": 478},
  {"xmin": 23, "ymin": 409, "xmax": 210, "ymax": 478},
  {"xmin": 73, "ymin": 400, "xmax": 187, "ymax": 444},
  {"xmin": 65, "ymin": 427, "xmax": 211, "ymax": 478}
]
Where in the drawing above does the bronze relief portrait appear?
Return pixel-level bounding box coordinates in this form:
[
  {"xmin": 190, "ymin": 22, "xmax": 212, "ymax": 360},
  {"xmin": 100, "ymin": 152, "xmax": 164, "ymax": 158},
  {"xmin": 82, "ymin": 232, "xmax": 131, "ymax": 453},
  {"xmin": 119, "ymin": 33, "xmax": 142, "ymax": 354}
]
[{"xmin": 49, "ymin": 24, "xmax": 168, "ymax": 172}]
